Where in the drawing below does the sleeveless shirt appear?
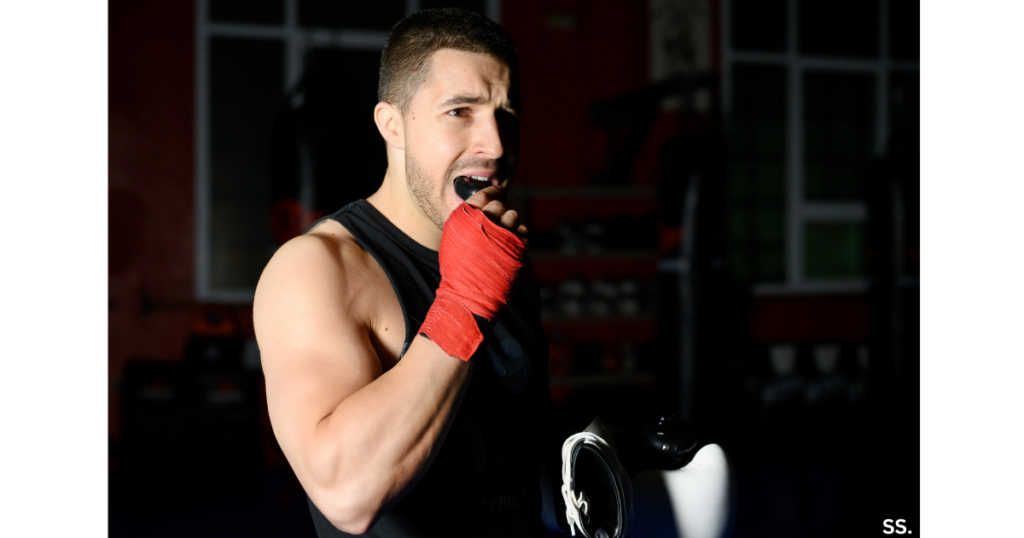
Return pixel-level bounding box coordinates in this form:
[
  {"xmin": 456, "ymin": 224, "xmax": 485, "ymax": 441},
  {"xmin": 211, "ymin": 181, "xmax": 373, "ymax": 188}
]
[{"xmin": 306, "ymin": 200, "xmax": 551, "ymax": 538}]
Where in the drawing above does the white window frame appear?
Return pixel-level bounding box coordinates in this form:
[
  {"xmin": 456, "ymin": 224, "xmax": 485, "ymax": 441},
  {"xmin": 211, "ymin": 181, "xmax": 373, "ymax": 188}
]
[
  {"xmin": 194, "ymin": 0, "xmax": 501, "ymax": 302},
  {"xmin": 720, "ymin": 0, "xmax": 918, "ymax": 295}
]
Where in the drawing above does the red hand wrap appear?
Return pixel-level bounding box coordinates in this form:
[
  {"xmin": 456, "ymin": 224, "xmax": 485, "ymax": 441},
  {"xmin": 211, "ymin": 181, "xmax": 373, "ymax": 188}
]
[{"xmin": 419, "ymin": 203, "xmax": 527, "ymax": 361}]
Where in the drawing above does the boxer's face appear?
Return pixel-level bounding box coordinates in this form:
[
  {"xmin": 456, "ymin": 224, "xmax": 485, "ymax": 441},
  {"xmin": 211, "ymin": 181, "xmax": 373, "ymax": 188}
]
[{"xmin": 402, "ymin": 49, "xmax": 520, "ymax": 229}]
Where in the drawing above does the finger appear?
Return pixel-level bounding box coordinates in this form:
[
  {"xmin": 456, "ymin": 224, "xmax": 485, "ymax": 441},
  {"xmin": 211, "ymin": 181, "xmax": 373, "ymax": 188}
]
[
  {"xmin": 500, "ymin": 209, "xmax": 519, "ymax": 230},
  {"xmin": 480, "ymin": 199, "xmax": 507, "ymax": 220},
  {"xmin": 465, "ymin": 184, "xmax": 505, "ymax": 209},
  {"xmin": 516, "ymin": 224, "xmax": 529, "ymax": 238}
]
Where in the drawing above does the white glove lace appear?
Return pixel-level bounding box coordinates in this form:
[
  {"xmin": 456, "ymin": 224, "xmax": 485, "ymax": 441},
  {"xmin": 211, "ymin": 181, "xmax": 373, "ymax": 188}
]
[{"xmin": 560, "ymin": 432, "xmax": 613, "ymax": 537}]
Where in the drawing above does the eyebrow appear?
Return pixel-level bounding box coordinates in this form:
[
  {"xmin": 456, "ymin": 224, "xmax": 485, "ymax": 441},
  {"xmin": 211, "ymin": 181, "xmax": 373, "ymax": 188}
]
[
  {"xmin": 439, "ymin": 94, "xmax": 518, "ymax": 116},
  {"xmin": 439, "ymin": 94, "xmax": 487, "ymax": 108}
]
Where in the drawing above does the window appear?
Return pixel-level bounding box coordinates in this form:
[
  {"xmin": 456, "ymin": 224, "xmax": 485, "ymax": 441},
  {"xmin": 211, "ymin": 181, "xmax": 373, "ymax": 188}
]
[
  {"xmin": 195, "ymin": 0, "xmax": 499, "ymax": 301},
  {"xmin": 722, "ymin": 0, "xmax": 918, "ymax": 293}
]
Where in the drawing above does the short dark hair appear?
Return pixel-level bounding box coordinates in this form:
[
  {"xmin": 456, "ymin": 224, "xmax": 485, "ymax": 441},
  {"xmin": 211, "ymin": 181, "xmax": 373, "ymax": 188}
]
[{"xmin": 378, "ymin": 8, "xmax": 519, "ymax": 114}]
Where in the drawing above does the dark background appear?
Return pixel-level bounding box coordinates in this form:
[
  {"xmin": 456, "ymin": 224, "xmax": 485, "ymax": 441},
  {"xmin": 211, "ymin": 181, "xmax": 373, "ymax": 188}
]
[{"xmin": 109, "ymin": 1, "xmax": 919, "ymax": 536}]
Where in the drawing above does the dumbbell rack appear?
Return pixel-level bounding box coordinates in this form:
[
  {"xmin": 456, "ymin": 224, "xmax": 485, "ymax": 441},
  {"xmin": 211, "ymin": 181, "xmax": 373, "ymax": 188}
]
[{"xmin": 510, "ymin": 185, "xmax": 665, "ymax": 412}]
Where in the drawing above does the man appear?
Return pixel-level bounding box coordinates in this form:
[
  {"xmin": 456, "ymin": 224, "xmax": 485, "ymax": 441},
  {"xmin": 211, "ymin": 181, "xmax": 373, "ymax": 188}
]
[{"xmin": 254, "ymin": 8, "xmax": 551, "ymax": 537}]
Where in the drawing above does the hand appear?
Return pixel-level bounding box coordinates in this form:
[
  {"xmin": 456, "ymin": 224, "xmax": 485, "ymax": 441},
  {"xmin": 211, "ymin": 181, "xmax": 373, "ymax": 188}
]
[
  {"xmin": 465, "ymin": 185, "xmax": 528, "ymax": 239},
  {"xmin": 420, "ymin": 187, "xmax": 529, "ymax": 361}
]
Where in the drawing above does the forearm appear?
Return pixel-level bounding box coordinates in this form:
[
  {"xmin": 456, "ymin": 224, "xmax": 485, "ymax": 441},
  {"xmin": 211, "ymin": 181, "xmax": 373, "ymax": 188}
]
[{"xmin": 299, "ymin": 334, "xmax": 473, "ymax": 527}]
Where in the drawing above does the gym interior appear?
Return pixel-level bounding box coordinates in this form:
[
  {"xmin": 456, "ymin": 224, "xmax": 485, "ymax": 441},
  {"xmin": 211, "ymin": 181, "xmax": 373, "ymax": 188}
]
[{"xmin": 109, "ymin": 1, "xmax": 920, "ymax": 536}]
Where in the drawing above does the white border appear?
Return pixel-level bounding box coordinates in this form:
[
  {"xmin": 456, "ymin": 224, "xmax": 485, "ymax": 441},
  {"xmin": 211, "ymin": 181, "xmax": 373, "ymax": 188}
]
[
  {"xmin": 922, "ymin": 3, "xmax": 1024, "ymax": 533},
  {"xmin": 3, "ymin": 0, "xmax": 108, "ymax": 535}
]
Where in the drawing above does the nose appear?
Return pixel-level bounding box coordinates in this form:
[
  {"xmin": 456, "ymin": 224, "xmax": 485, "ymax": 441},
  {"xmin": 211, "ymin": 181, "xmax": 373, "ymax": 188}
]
[{"xmin": 471, "ymin": 113, "xmax": 504, "ymax": 161}]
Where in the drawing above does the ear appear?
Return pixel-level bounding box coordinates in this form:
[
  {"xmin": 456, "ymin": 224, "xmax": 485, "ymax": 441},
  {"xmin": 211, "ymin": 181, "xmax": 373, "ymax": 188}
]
[{"xmin": 374, "ymin": 102, "xmax": 405, "ymax": 150}]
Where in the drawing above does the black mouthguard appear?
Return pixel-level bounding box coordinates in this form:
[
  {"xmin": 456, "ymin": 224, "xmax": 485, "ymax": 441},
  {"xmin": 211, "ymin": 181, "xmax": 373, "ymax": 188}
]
[{"xmin": 454, "ymin": 176, "xmax": 488, "ymax": 201}]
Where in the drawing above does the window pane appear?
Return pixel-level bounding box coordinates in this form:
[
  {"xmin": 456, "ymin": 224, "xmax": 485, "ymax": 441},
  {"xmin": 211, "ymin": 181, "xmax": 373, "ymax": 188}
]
[
  {"xmin": 210, "ymin": 0, "xmax": 283, "ymax": 24},
  {"xmin": 299, "ymin": 0, "xmax": 405, "ymax": 29},
  {"xmin": 210, "ymin": 38, "xmax": 284, "ymax": 289},
  {"xmin": 728, "ymin": 65, "xmax": 786, "ymax": 283},
  {"xmin": 804, "ymin": 222, "xmax": 865, "ymax": 279},
  {"xmin": 730, "ymin": 0, "xmax": 787, "ymax": 52},
  {"xmin": 798, "ymin": 0, "xmax": 879, "ymax": 58},
  {"xmin": 419, "ymin": 0, "xmax": 488, "ymax": 16},
  {"xmin": 889, "ymin": 0, "xmax": 920, "ymax": 60},
  {"xmin": 803, "ymin": 72, "xmax": 875, "ymax": 201}
]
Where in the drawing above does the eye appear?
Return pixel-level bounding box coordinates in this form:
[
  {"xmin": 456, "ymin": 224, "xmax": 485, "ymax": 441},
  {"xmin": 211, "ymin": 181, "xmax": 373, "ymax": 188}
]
[{"xmin": 447, "ymin": 108, "xmax": 469, "ymax": 118}]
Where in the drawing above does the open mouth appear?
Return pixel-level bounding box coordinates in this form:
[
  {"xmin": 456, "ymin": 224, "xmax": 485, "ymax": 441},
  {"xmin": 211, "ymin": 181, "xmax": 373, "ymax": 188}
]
[
  {"xmin": 461, "ymin": 175, "xmax": 499, "ymax": 187},
  {"xmin": 453, "ymin": 175, "xmax": 500, "ymax": 201}
]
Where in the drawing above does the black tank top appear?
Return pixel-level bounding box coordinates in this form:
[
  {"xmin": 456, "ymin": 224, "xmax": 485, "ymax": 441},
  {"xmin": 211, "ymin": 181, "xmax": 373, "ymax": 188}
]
[{"xmin": 306, "ymin": 200, "xmax": 551, "ymax": 538}]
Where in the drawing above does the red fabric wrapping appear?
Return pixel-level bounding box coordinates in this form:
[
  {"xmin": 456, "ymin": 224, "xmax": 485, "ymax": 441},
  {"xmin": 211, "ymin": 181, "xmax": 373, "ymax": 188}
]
[{"xmin": 419, "ymin": 203, "xmax": 527, "ymax": 361}]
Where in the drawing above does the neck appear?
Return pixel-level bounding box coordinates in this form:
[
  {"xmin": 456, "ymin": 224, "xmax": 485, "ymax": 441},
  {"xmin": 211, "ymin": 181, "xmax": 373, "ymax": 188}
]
[{"xmin": 366, "ymin": 166, "xmax": 444, "ymax": 251}]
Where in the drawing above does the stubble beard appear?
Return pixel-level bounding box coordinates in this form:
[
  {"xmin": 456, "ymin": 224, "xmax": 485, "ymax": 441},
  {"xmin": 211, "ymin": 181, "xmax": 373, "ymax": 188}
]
[{"xmin": 405, "ymin": 144, "xmax": 450, "ymax": 230}]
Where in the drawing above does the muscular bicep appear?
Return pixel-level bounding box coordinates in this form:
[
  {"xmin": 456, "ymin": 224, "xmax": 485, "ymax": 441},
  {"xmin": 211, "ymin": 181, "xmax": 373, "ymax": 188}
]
[{"xmin": 254, "ymin": 235, "xmax": 384, "ymax": 472}]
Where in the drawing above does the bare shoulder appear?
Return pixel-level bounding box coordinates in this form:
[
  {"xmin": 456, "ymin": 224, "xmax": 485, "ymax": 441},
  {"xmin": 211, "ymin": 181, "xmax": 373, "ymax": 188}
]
[
  {"xmin": 255, "ymin": 220, "xmax": 367, "ymax": 323},
  {"xmin": 254, "ymin": 218, "xmax": 390, "ymax": 435},
  {"xmin": 254, "ymin": 216, "xmax": 392, "ymax": 344},
  {"xmin": 263, "ymin": 217, "xmax": 362, "ymax": 270}
]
